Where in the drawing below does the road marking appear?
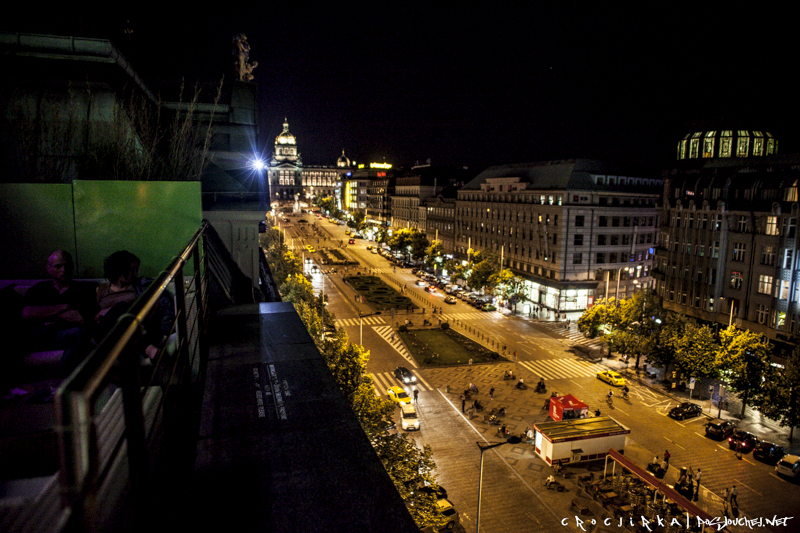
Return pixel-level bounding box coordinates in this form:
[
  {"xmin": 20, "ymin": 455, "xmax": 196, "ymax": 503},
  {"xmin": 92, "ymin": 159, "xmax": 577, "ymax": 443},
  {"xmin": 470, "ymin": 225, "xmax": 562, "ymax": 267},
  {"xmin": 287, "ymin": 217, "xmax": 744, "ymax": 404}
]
[
  {"xmin": 613, "ymin": 406, "xmax": 628, "ymax": 416},
  {"xmin": 733, "ymin": 479, "xmax": 762, "ymax": 497},
  {"xmin": 694, "ymin": 432, "xmax": 707, "ymax": 439}
]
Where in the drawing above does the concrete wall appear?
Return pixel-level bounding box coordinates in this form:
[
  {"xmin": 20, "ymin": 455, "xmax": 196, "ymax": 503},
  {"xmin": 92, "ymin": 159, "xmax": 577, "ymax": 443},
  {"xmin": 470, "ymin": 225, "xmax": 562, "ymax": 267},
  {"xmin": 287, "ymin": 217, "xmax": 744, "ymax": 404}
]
[{"xmin": 0, "ymin": 181, "xmax": 202, "ymax": 279}]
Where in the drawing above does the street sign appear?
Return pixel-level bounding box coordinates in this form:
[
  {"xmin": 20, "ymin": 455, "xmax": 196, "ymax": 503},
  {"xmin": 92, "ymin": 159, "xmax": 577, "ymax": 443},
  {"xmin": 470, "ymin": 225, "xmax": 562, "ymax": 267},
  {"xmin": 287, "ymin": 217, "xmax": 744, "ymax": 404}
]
[
  {"xmin": 688, "ymin": 377, "xmax": 695, "ymax": 390},
  {"xmin": 708, "ymin": 385, "xmax": 714, "ymax": 396}
]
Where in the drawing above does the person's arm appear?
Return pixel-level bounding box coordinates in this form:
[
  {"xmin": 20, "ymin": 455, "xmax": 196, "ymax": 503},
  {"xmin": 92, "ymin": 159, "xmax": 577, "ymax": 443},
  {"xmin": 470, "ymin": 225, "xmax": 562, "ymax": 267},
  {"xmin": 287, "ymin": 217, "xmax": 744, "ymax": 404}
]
[{"xmin": 22, "ymin": 302, "xmax": 73, "ymax": 320}]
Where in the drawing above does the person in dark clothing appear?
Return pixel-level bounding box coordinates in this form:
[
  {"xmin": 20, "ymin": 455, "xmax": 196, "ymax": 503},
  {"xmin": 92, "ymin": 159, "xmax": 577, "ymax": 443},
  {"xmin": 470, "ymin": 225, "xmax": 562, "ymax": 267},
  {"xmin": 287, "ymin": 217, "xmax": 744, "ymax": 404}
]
[{"xmin": 22, "ymin": 250, "xmax": 98, "ymax": 374}]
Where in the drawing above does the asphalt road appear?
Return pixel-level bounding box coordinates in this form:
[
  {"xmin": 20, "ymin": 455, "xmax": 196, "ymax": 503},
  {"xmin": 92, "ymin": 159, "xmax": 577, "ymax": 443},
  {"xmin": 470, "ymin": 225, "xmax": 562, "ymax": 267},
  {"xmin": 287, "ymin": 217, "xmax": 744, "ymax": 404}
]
[{"xmin": 283, "ymin": 213, "xmax": 800, "ymax": 533}]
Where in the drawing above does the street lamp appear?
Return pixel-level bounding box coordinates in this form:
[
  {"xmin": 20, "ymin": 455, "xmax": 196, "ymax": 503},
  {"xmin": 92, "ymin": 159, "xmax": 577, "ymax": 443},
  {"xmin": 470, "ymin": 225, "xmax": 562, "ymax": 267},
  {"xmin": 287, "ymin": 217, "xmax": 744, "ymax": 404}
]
[{"xmin": 475, "ymin": 436, "xmax": 521, "ymax": 532}]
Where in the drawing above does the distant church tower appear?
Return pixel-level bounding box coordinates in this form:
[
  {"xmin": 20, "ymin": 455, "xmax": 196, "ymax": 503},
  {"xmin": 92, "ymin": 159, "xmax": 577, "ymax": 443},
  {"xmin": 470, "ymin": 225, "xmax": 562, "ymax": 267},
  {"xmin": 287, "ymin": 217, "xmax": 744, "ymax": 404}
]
[{"xmin": 268, "ymin": 119, "xmax": 303, "ymax": 202}]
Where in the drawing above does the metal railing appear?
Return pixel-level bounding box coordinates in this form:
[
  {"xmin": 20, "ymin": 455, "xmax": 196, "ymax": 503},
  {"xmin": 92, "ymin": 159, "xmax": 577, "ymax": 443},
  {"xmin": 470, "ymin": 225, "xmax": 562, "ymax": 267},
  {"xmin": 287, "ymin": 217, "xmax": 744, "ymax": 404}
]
[{"xmin": 53, "ymin": 222, "xmax": 211, "ymax": 532}]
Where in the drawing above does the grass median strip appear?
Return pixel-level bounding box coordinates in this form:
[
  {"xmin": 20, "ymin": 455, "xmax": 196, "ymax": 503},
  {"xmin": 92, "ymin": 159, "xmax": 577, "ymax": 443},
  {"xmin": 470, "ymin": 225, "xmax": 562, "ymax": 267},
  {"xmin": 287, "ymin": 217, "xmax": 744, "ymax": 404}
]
[{"xmin": 398, "ymin": 327, "xmax": 501, "ymax": 366}]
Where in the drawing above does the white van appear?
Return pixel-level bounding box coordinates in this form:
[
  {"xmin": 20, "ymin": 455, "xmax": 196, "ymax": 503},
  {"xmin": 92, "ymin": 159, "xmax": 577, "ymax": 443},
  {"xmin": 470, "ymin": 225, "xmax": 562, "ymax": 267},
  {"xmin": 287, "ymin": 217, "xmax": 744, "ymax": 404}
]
[
  {"xmin": 776, "ymin": 454, "xmax": 800, "ymax": 478},
  {"xmin": 400, "ymin": 403, "xmax": 420, "ymax": 431}
]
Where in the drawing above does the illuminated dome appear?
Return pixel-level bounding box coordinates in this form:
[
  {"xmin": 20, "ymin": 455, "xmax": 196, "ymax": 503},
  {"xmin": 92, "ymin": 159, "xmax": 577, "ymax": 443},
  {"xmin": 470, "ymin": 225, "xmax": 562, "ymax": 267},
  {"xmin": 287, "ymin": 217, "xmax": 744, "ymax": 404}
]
[
  {"xmin": 276, "ymin": 119, "xmax": 296, "ymax": 145},
  {"xmin": 677, "ymin": 130, "xmax": 777, "ymax": 160},
  {"xmin": 337, "ymin": 150, "xmax": 350, "ymax": 168}
]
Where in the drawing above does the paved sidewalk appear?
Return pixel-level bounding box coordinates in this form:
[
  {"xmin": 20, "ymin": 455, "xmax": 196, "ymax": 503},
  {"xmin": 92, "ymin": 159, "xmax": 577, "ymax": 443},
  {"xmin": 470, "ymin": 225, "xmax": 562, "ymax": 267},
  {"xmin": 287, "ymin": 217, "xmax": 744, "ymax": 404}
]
[
  {"xmin": 497, "ymin": 306, "xmax": 800, "ymax": 456},
  {"xmin": 426, "ymin": 364, "xmax": 774, "ymax": 533}
]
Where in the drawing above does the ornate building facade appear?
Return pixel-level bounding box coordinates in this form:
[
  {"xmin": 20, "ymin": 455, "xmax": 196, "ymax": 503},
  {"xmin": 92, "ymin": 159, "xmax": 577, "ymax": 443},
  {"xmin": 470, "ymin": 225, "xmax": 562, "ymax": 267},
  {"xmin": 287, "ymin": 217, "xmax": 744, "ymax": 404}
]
[
  {"xmin": 268, "ymin": 120, "xmax": 347, "ymax": 205},
  {"xmin": 656, "ymin": 131, "xmax": 800, "ymax": 356}
]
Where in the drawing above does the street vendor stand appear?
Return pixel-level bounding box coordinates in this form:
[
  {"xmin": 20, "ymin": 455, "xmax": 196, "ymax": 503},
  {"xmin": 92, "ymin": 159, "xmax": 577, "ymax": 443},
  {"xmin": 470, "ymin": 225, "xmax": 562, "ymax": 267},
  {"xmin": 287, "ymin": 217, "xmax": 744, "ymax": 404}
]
[
  {"xmin": 548, "ymin": 394, "xmax": 588, "ymax": 421},
  {"xmin": 533, "ymin": 416, "xmax": 629, "ymax": 466}
]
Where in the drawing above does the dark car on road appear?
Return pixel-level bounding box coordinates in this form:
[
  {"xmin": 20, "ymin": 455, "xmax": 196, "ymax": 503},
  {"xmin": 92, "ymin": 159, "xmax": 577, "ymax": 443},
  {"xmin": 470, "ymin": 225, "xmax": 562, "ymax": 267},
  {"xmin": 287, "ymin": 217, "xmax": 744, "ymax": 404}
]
[
  {"xmin": 668, "ymin": 402, "xmax": 703, "ymax": 420},
  {"xmin": 753, "ymin": 441, "xmax": 785, "ymax": 464},
  {"xmin": 705, "ymin": 418, "xmax": 736, "ymax": 440},
  {"xmin": 393, "ymin": 366, "xmax": 417, "ymax": 384},
  {"xmin": 728, "ymin": 430, "xmax": 760, "ymax": 452}
]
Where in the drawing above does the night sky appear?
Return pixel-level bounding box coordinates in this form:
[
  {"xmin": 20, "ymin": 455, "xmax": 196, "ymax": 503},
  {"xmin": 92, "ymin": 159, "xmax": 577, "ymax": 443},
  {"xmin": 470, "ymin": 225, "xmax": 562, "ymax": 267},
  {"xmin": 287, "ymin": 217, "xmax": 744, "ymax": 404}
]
[{"xmin": 5, "ymin": 7, "xmax": 797, "ymax": 171}]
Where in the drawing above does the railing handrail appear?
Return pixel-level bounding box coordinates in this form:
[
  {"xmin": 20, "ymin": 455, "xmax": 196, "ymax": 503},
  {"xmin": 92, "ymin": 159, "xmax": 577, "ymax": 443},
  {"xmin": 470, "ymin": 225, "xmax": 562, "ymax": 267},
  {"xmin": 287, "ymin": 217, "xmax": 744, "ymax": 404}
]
[{"xmin": 54, "ymin": 221, "xmax": 210, "ymax": 531}]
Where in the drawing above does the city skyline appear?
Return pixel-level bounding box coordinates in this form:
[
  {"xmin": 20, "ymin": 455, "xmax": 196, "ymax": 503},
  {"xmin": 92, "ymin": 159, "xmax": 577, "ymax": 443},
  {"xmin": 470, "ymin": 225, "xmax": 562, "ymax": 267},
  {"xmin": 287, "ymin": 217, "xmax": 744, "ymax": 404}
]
[{"xmin": 5, "ymin": 7, "xmax": 797, "ymax": 171}]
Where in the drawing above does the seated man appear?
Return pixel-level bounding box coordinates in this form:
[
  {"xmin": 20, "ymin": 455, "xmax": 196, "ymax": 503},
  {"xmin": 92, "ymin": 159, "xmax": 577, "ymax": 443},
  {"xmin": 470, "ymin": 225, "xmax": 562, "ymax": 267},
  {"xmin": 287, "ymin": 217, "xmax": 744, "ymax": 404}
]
[
  {"xmin": 546, "ymin": 474, "xmax": 556, "ymax": 488},
  {"xmin": 22, "ymin": 250, "xmax": 98, "ymax": 375}
]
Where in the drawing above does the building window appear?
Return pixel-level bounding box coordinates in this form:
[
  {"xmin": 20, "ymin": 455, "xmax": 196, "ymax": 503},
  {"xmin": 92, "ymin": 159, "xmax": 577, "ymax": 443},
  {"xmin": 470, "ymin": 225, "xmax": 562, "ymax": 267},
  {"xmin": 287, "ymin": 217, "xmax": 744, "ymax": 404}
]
[
  {"xmin": 766, "ymin": 216, "xmax": 779, "ymax": 235},
  {"xmin": 574, "ymin": 234, "xmax": 583, "ymax": 246},
  {"xmin": 573, "ymin": 253, "xmax": 582, "ymax": 265},
  {"xmin": 783, "ymin": 217, "xmax": 797, "ymax": 238},
  {"xmin": 761, "ymin": 245, "xmax": 776, "ymax": 266},
  {"xmin": 780, "ymin": 280, "xmax": 790, "ymax": 300},
  {"xmin": 599, "ymin": 216, "xmax": 608, "ymax": 227},
  {"xmin": 575, "ymin": 215, "xmax": 585, "ymax": 227},
  {"xmin": 758, "ymin": 275, "xmax": 774, "ymax": 295},
  {"xmin": 597, "ymin": 235, "xmax": 606, "ymax": 245},
  {"xmin": 784, "ymin": 249, "xmax": 793, "ymax": 270},
  {"xmin": 737, "ymin": 216, "xmax": 748, "ymax": 232},
  {"xmin": 596, "ymin": 253, "xmax": 606, "ymax": 264},
  {"xmin": 730, "ymin": 271, "xmax": 743, "ymax": 289},
  {"xmin": 733, "ymin": 242, "xmax": 746, "ymax": 261},
  {"xmin": 756, "ymin": 304, "xmax": 769, "ymax": 324}
]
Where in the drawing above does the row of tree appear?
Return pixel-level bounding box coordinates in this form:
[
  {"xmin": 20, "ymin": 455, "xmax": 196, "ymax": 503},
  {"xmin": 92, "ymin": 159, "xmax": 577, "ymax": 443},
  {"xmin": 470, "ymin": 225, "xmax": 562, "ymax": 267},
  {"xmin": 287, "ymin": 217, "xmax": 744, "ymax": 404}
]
[
  {"xmin": 259, "ymin": 227, "xmax": 450, "ymax": 528},
  {"xmin": 578, "ymin": 291, "xmax": 800, "ymax": 439}
]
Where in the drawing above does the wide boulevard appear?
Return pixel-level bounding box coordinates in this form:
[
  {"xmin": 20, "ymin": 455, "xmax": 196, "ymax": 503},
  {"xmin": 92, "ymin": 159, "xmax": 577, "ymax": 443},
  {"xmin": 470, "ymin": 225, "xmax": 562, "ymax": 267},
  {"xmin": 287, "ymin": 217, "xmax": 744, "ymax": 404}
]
[{"xmin": 277, "ymin": 211, "xmax": 800, "ymax": 533}]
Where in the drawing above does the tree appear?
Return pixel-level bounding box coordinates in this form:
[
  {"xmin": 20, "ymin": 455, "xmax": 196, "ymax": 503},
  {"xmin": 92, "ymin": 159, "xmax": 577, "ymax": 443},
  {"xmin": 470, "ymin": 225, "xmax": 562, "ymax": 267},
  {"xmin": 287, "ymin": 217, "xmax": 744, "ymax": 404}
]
[
  {"xmin": 617, "ymin": 291, "xmax": 664, "ymax": 369},
  {"xmin": 279, "ymin": 273, "xmax": 316, "ymax": 306},
  {"xmin": 315, "ymin": 196, "xmax": 335, "ymax": 215},
  {"xmin": 672, "ymin": 323, "xmax": 720, "ymax": 381},
  {"xmin": 388, "ymin": 228, "xmax": 414, "ymax": 253},
  {"xmin": 758, "ymin": 347, "xmax": 800, "ymax": 441},
  {"xmin": 467, "ymin": 252, "xmax": 499, "ymax": 291},
  {"xmin": 372, "ymin": 433, "xmax": 447, "ymax": 529},
  {"xmin": 424, "ymin": 240, "xmax": 443, "ymax": 270},
  {"xmin": 409, "ymin": 231, "xmax": 429, "ymax": 260},
  {"xmin": 347, "ymin": 211, "xmax": 366, "ymax": 232},
  {"xmin": 716, "ymin": 326, "xmax": 772, "ymax": 418},
  {"xmin": 577, "ymin": 298, "xmax": 618, "ymax": 339}
]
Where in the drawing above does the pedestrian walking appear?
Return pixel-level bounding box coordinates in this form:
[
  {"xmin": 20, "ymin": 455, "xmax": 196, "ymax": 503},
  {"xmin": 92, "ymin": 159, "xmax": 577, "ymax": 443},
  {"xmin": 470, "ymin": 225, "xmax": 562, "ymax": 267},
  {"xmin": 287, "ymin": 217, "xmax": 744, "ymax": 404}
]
[
  {"xmin": 461, "ymin": 395, "xmax": 466, "ymax": 413},
  {"xmin": 468, "ymin": 358, "xmax": 473, "ymax": 370},
  {"xmin": 663, "ymin": 450, "xmax": 671, "ymax": 465},
  {"xmin": 390, "ymin": 332, "xmax": 396, "ymax": 342},
  {"xmin": 693, "ymin": 468, "xmax": 702, "ymax": 500},
  {"xmin": 735, "ymin": 441, "xmax": 743, "ymax": 459},
  {"xmin": 489, "ymin": 387, "xmax": 495, "ymax": 400},
  {"xmin": 730, "ymin": 485, "xmax": 738, "ymax": 506},
  {"xmin": 413, "ymin": 388, "xmax": 419, "ymax": 403},
  {"xmin": 513, "ymin": 351, "xmax": 518, "ymax": 363}
]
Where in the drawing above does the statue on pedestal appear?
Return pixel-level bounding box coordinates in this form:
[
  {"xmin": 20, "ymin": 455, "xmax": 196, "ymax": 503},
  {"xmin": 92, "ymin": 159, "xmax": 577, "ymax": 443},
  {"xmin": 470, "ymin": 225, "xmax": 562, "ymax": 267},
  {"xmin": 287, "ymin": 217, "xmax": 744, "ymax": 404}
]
[{"xmin": 233, "ymin": 33, "xmax": 258, "ymax": 81}]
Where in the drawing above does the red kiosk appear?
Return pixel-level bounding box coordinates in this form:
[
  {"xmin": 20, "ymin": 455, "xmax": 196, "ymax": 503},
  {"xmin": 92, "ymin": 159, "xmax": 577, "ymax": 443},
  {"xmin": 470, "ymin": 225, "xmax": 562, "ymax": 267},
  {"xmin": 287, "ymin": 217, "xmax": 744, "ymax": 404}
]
[{"xmin": 548, "ymin": 394, "xmax": 589, "ymax": 421}]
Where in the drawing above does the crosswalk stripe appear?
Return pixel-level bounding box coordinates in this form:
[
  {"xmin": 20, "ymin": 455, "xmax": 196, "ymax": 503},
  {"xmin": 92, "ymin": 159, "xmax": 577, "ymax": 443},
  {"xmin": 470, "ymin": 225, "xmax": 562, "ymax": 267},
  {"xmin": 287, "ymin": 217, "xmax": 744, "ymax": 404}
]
[
  {"xmin": 370, "ymin": 371, "xmax": 433, "ymax": 398},
  {"xmin": 518, "ymin": 358, "xmax": 603, "ymax": 380},
  {"xmin": 334, "ymin": 316, "xmax": 387, "ymax": 327},
  {"xmin": 373, "ymin": 325, "xmax": 417, "ymax": 368}
]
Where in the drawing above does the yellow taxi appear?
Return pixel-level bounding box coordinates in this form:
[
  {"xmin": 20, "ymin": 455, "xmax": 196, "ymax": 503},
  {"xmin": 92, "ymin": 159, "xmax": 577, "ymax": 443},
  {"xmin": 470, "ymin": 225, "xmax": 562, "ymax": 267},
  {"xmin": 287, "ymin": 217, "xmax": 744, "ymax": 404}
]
[
  {"xmin": 366, "ymin": 245, "xmax": 374, "ymax": 250},
  {"xmin": 345, "ymin": 229, "xmax": 351, "ymax": 235},
  {"xmin": 305, "ymin": 245, "xmax": 316, "ymax": 253},
  {"xmin": 597, "ymin": 370, "xmax": 626, "ymax": 387},
  {"xmin": 387, "ymin": 386, "xmax": 412, "ymax": 405}
]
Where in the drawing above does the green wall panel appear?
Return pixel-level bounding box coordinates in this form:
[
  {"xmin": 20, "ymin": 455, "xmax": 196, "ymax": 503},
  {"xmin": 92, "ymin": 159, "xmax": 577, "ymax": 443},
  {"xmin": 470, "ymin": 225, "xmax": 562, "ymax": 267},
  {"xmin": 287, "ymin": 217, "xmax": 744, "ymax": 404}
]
[
  {"xmin": 0, "ymin": 184, "xmax": 77, "ymax": 278},
  {"xmin": 73, "ymin": 181, "xmax": 202, "ymax": 278}
]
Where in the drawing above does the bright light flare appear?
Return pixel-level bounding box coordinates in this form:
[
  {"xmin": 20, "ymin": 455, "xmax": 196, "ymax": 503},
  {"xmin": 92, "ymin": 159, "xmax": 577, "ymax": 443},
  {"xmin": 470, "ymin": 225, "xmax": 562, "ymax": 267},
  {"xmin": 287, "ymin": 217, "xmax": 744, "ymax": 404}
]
[{"xmin": 252, "ymin": 158, "xmax": 266, "ymax": 171}]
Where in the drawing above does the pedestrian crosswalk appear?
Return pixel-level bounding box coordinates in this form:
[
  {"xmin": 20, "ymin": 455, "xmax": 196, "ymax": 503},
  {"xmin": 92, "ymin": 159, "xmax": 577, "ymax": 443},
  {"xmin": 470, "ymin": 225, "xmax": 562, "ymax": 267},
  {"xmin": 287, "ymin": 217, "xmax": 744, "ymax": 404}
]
[
  {"xmin": 373, "ymin": 325, "xmax": 416, "ymax": 368},
  {"xmin": 334, "ymin": 316, "xmax": 387, "ymax": 327},
  {"xmin": 370, "ymin": 370, "xmax": 435, "ymax": 398},
  {"xmin": 536, "ymin": 321, "xmax": 603, "ymax": 350},
  {"xmin": 517, "ymin": 357, "xmax": 604, "ymax": 381},
  {"xmin": 440, "ymin": 310, "xmax": 503, "ymax": 321}
]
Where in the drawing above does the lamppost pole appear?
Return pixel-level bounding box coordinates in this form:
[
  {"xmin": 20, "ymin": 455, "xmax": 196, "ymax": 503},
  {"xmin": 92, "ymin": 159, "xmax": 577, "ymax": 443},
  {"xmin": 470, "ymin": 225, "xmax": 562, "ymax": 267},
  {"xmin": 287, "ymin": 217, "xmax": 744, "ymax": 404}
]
[{"xmin": 475, "ymin": 437, "xmax": 520, "ymax": 533}]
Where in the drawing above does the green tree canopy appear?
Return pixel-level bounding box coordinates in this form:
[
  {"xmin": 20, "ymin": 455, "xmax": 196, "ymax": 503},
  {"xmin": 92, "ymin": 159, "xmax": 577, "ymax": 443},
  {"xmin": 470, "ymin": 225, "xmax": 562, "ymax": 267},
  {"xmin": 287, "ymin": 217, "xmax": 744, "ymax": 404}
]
[
  {"xmin": 757, "ymin": 346, "xmax": 800, "ymax": 441},
  {"xmin": 716, "ymin": 326, "xmax": 773, "ymax": 417}
]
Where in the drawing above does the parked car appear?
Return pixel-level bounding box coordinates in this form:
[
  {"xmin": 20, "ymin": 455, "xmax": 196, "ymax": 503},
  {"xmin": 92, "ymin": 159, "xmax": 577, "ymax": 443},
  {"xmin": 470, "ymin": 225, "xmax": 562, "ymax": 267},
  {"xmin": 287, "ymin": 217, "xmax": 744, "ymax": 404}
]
[
  {"xmin": 668, "ymin": 402, "xmax": 703, "ymax": 420},
  {"xmin": 776, "ymin": 454, "xmax": 800, "ymax": 478},
  {"xmin": 753, "ymin": 441, "xmax": 785, "ymax": 464},
  {"xmin": 728, "ymin": 430, "xmax": 759, "ymax": 452},
  {"xmin": 416, "ymin": 279, "xmax": 427, "ymax": 286},
  {"xmin": 705, "ymin": 418, "xmax": 736, "ymax": 440},
  {"xmin": 393, "ymin": 366, "xmax": 417, "ymax": 384},
  {"xmin": 387, "ymin": 386, "xmax": 411, "ymax": 405},
  {"xmin": 597, "ymin": 370, "xmax": 626, "ymax": 386},
  {"xmin": 444, "ymin": 296, "xmax": 458, "ymax": 304},
  {"xmin": 481, "ymin": 303, "xmax": 497, "ymax": 311}
]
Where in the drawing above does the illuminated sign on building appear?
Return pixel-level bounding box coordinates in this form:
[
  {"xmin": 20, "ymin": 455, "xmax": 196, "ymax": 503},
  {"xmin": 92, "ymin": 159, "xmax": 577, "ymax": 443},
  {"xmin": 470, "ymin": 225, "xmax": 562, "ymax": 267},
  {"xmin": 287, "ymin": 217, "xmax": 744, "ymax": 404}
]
[{"xmin": 357, "ymin": 162, "xmax": 393, "ymax": 170}]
